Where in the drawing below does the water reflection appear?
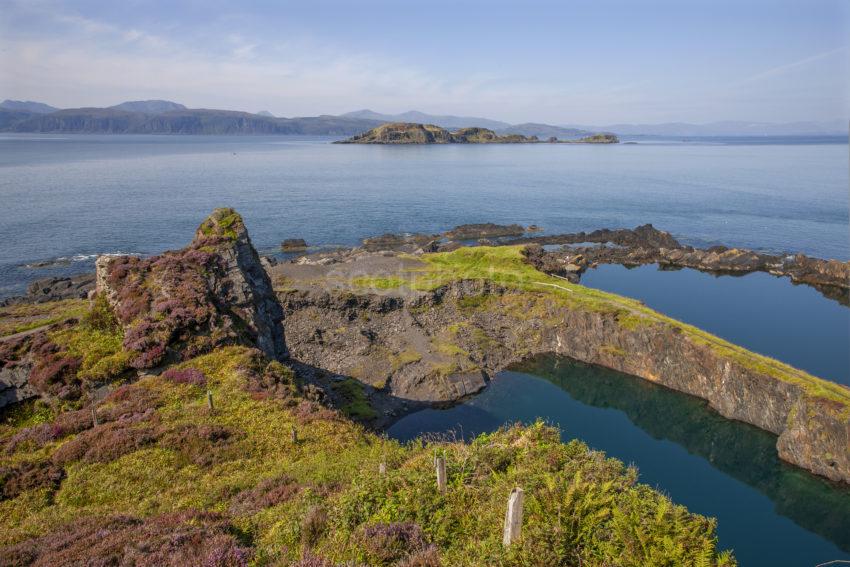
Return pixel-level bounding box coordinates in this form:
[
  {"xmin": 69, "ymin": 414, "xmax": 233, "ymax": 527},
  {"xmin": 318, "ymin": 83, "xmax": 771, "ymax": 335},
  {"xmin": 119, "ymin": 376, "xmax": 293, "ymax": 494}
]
[
  {"xmin": 389, "ymin": 355, "xmax": 850, "ymax": 564},
  {"xmin": 514, "ymin": 355, "xmax": 850, "ymax": 552}
]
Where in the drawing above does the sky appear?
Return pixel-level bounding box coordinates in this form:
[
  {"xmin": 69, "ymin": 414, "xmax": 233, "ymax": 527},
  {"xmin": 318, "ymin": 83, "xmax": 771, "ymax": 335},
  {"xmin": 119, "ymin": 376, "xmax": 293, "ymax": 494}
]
[{"xmin": 0, "ymin": 0, "xmax": 848, "ymax": 125}]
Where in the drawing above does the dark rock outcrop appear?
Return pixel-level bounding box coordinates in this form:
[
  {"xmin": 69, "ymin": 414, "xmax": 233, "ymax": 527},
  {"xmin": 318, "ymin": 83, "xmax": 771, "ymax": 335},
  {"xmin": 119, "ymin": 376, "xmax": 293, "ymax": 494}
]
[
  {"xmin": 515, "ymin": 224, "xmax": 850, "ymax": 303},
  {"xmin": 96, "ymin": 208, "xmax": 286, "ymax": 368},
  {"xmin": 444, "ymin": 223, "xmax": 526, "ymax": 240},
  {"xmin": 0, "ymin": 363, "xmax": 35, "ymax": 408},
  {"xmin": 362, "ymin": 232, "xmax": 439, "ymax": 252},
  {"xmin": 0, "ymin": 274, "xmax": 95, "ymax": 307},
  {"xmin": 280, "ymin": 238, "xmax": 308, "ymax": 252}
]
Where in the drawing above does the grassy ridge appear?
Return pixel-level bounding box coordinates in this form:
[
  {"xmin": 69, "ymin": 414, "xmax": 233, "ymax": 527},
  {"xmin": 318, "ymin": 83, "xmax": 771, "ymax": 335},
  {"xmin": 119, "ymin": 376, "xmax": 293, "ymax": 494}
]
[{"xmin": 1, "ymin": 343, "xmax": 734, "ymax": 565}]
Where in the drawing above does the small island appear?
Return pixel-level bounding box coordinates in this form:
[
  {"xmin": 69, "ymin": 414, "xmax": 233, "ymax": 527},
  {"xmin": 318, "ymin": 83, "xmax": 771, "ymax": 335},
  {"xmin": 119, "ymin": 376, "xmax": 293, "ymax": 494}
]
[{"xmin": 336, "ymin": 122, "xmax": 619, "ymax": 144}]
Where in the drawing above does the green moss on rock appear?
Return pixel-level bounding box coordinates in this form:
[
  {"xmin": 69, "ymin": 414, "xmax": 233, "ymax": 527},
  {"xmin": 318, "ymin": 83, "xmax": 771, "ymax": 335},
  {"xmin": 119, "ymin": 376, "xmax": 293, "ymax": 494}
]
[{"xmin": 195, "ymin": 208, "xmax": 245, "ymax": 242}]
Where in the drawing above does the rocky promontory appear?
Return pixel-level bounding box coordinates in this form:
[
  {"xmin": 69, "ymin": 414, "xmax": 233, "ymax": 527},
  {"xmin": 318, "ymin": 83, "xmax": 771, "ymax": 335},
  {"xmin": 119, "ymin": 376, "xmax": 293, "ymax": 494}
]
[
  {"xmin": 271, "ymin": 244, "xmax": 850, "ymax": 485},
  {"xmin": 0, "ymin": 210, "xmax": 738, "ymax": 566},
  {"xmin": 336, "ymin": 122, "xmax": 619, "ymax": 144},
  {"xmin": 0, "ymin": 209, "xmax": 286, "ymax": 410}
]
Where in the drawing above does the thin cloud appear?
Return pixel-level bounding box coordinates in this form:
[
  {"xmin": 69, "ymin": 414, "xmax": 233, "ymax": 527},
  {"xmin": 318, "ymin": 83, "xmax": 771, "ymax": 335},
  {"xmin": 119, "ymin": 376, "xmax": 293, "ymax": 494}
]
[{"xmin": 741, "ymin": 46, "xmax": 848, "ymax": 84}]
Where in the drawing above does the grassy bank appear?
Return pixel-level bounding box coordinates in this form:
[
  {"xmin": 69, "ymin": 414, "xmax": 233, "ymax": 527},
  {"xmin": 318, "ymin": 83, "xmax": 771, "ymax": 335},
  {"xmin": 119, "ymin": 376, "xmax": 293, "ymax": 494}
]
[{"xmin": 1, "ymin": 335, "xmax": 734, "ymax": 565}]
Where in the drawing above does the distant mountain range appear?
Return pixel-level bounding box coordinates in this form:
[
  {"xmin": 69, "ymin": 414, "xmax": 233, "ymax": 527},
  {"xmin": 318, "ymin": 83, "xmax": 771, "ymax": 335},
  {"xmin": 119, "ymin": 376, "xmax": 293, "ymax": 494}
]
[
  {"xmin": 0, "ymin": 99, "xmax": 845, "ymax": 137},
  {"xmin": 0, "ymin": 100, "xmax": 382, "ymax": 135},
  {"xmin": 0, "ymin": 100, "xmax": 59, "ymax": 113},
  {"xmin": 342, "ymin": 109, "xmax": 511, "ymax": 130},
  {"xmin": 109, "ymin": 100, "xmax": 187, "ymax": 113}
]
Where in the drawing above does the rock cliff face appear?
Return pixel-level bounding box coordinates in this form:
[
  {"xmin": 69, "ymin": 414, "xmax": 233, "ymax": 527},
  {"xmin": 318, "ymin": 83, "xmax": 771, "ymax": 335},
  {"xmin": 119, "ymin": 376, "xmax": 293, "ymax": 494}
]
[
  {"xmin": 278, "ymin": 276, "xmax": 850, "ymax": 485},
  {"xmin": 96, "ymin": 208, "xmax": 286, "ymax": 368},
  {"xmin": 0, "ymin": 365, "xmax": 34, "ymax": 408},
  {"xmin": 0, "ymin": 210, "xmax": 288, "ymax": 411}
]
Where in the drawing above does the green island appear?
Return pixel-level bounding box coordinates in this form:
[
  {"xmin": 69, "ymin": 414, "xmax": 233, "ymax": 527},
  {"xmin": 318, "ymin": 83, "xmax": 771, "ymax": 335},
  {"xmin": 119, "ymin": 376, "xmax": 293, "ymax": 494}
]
[
  {"xmin": 2, "ymin": 209, "xmax": 848, "ymax": 565},
  {"xmin": 335, "ymin": 122, "xmax": 619, "ymax": 144}
]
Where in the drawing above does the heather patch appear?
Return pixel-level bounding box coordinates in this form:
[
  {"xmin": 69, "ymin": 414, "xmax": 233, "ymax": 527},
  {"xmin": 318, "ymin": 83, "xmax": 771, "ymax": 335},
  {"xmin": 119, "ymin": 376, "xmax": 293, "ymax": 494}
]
[
  {"xmin": 358, "ymin": 522, "xmax": 431, "ymax": 566},
  {"xmin": 161, "ymin": 367, "xmax": 207, "ymax": 387},
  {"xmin": 228, "ymin": 475, "xmax": 301, "ymax": 516},
  {"xmin": 0, "ymin": 460, "xmax": 64, "ymax": 501},
  {"xmin": 51, "ymin": 419, "xmax": 160, "ymax": 465},
  {"xmin": 0, "ymin": 509, "xmax": 251, "ymax": 567},
  {"xmin": 159, "ymin": 423, "xmax": 242, "ymax": 467},
  {"xmin": 14, "ymin": 297, "xmax": 129, "ymax": 402},
  {"xmin": 110, "ymin": 246, "xmax": 227, "ymax": 368}
]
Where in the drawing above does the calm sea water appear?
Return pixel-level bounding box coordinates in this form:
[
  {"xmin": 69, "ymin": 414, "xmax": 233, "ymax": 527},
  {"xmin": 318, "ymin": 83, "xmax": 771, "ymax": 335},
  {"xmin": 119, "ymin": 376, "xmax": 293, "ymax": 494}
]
[
  {"xmin": 0, "ymin": 134, "xmax": 847, "ymax": 297},
  {"xmin": 2, "ymin": 134, "xmax": 848, "ymax": 564}
]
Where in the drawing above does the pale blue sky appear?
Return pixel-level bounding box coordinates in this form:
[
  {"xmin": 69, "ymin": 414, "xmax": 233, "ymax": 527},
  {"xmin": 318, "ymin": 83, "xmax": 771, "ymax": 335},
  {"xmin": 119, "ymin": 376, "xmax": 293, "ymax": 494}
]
[{"xmin": 1, "ymin": 0, "xmax": 847, "ymax": 124}]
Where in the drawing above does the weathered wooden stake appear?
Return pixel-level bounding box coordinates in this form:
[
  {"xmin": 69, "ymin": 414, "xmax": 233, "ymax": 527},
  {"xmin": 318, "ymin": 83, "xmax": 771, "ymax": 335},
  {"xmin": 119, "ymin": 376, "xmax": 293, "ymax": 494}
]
[
  {"xmin": 91, "ymin": 407, "xmax": 98, "ymax": 427},
  {"xmin": 435, "ymin": 456, "xmax": 447, "ymax": 492},
  {"xmin": 379, "ymin": 461, "xmax": 387, "ymax": 475},
  {"xmin": 502, "ymin": 487, "xmax": 524, "ymax": 546},
  {"xmin": 206, "ymin": 390, "xmax": 214, "ymax": 412},
  {"xmin": 290, "ymin": 426, "xmax": 298, "ymax": 444}
]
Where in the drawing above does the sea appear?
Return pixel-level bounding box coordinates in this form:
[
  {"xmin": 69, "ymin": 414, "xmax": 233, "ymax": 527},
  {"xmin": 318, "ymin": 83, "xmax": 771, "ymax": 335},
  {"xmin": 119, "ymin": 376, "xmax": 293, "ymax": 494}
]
[{"xmin": 1, "ymin": 133, "xmax": 848, "ymax": 565}]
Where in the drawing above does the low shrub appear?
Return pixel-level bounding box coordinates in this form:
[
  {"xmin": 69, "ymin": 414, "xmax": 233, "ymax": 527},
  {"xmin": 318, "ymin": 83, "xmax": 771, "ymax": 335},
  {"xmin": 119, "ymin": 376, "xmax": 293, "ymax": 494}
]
[
  {"xmin": 0, "ymin": 510, "xmax": 251, "ymax": 567},
  {"xmin": 0, "ymin": 460, "xmax": 64, "ymax": 500},
  {"xmin": 229, "ymin": 475, "xmax": 301, "ymax": 516},
  {"xmin": 359, "ymin": 523, "xmax": 430, "ymax": 566},
  {"xmin": 161, "ymin": 367, "xmax": 207, "ymax": 387},
  {"xmin": 159, "ymin": 424, "xmax": 241, "ymax": 467},
  {"xmin": 301, "ymin": 506, "xmax": 328, "ymax": 549},
  {"xmin": 51, "ymin": 420, "xmax": 159, "ymax": 465}
]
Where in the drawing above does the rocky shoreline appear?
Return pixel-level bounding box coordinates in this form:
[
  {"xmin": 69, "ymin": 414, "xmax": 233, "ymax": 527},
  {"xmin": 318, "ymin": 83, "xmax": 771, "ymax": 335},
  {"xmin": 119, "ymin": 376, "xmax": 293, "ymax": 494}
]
[
  {"xmin": 516, "ymin": 224, "xmax": 850, "ymax": 304},
  {"xmin": 6, "ymin": 223, "xmax": 845, "ymax": 308},
  {"xmin": 2, "ymin": 216, "xmax": 848, "ymax": 486}
]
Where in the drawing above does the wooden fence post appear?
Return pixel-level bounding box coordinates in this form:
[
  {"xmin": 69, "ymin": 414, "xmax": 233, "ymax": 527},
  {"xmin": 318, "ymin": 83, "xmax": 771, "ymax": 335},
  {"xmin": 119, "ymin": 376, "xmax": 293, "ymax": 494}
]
[
  {"xmin": 290, "ymin": 426, "xmax": 298, "ymax": 444},
  {"xmin": 91, "ymin": 407, "xmax": 98, "ymax": 427},
  {"xmin": 379, "ymin": 459, "xmax": 387, "ymax": 475},
  {"xmin": 502, "ymin": 487, "xmax": 524, "ymax": 546},
  {"xmin": 206, "ymin": 390, "xmax": 214, "ymax": 412},
  {"xmin": 436, "ymin": 456, "xmax": 447, "ymax": 493}
]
